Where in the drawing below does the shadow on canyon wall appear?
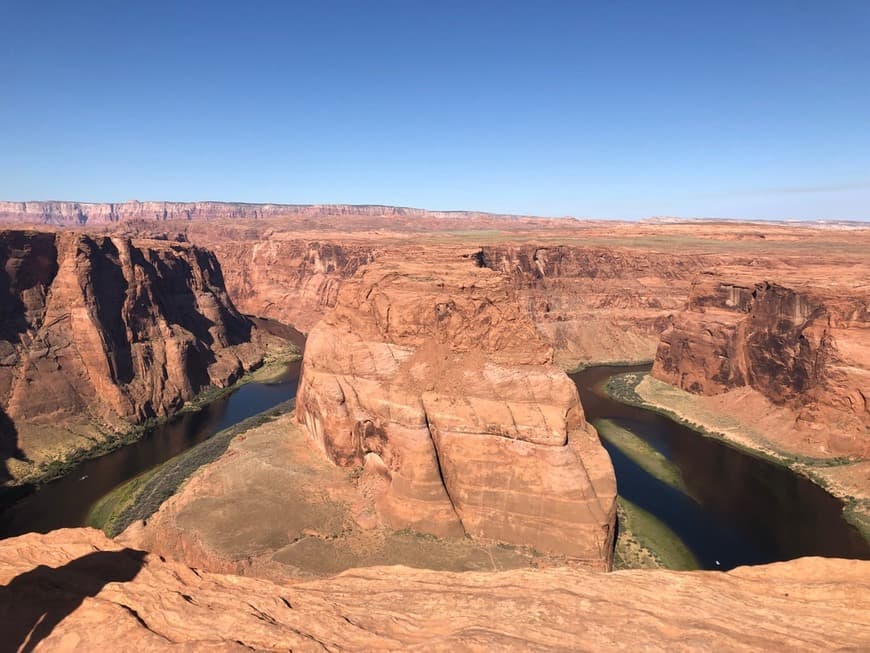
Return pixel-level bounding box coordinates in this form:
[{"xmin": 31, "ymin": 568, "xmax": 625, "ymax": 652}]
[
  {"xmin": 0, "ymin": 548, "xmax": 147, "ymax": 652},
  {"xmin": 0, "ymin": 407, "xmax": 27, "ymax": 485}
]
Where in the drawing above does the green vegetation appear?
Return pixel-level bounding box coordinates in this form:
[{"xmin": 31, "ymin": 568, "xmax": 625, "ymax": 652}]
[
  {"xmin": 86, "ymin": 398, "xmax": 296, "ymax": 537},
  {"xmin": 593, "ymin": 418, "xmax": 686, "ymax": 494},
  {"xmin": 18, "ymin": 348, "xmax": 300, "ymax": 488},
  {"xmin": 615, "ymin": 497, "xmax": 699, "ymax": 571},
  {"xmin": 605, "ymin": 370, "xmax": 870, "ymax": 545}
]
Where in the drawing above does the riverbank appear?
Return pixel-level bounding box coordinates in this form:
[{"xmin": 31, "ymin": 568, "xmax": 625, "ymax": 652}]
[
  {"xmin": 4, "ymin": 345, "xmax": 301, "ymax": 490},
  {"xmin": 87, "ymin": 398, "xmax": 297, "ymax": 536},
  {"xmin": 605, "ymin": 371, "xmax": 870, "ymax": 541}
]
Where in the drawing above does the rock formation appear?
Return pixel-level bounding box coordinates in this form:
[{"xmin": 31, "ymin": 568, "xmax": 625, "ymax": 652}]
[
  {"xmin": 653, "ymin": 268, "xmax": 870, "ymax": 451},
  {"xmin": 475, "ymin": 245, "xmax": 726, "ymax": 367},
  {"xmin": 0, "ymin": 230, "xmax": 268, "ymax": 480},
  {"xmin": 202, "ymin": 237, "xmax": 377, "ymax": 333},
  {"xmin": 296, "ymin": 253, "xmax": 617, "ymax": 567},
  {"xmin": 2, "ymin": 528, "xmax": 869, "ymax": 652}
]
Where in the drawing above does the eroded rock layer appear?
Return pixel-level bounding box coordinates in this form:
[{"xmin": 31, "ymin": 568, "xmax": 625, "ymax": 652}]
[
  {"xmin": 296, "ymin": 253, "xmax": 617, "ymax": 566},
  {"xmin": 204, "ymin": 237, "xmax": 377, "ymax": 333},
  {"xmin": 0, "ymin": 230, "xmax": 266, "ymax": 479},
  {"xmin": 653, "ymin": 268, "xmax": 870, "ymax": 449},
  {"xmin": 475, "ymin": 245, "xmax": 728, "ymax": 367},
  {"xmin": 2, "ymin": 528, "xmax": 869, "ymax": 652},
  {"xmin": 0, "ymin": 200, "xmax": 550, "ymax": 227}
]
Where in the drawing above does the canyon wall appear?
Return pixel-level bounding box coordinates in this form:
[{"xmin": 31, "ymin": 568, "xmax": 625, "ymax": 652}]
[
  {"xmin": 296, "ymin": 253, "xmax": 617, "ymax": 566},
  {"xmin": 0, "ymin": 230, "xmax": 267, "ymax": 480},
  {"xmin": 473, "ymin": 245, "xmax": 724, "ymax": 368},
  {"xmin": 183, "ymin": 236, "xmax": 723, "ymax": 366},
  {"xmin": 203, "ymin": 237, "xmax": 377, "ymax": 333},
  {"xmin": 0, "ymin": 200, "xmax": 552, "ymax": 227},
  {"xmin": 653, "ymin": 269, "xmax": 870, "ymax": 445}
]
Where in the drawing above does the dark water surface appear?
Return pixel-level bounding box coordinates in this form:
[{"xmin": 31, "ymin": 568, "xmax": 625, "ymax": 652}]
[
  {"xmin": 571, "ymin": 365, "xmax": 870, "ymax": 570},
  {"xmin": 0, "ymin": 361, "xmax": 300, "ymax": 537},
  {"xmin": 3, "ymin": 360, "xmax": 867, "ymax": 571}
]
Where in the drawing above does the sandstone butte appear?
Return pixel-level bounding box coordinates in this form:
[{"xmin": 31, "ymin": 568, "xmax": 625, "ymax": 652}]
[
  {"xmin": 1, "ymin": 528, "xmax": 869, "ymax": 652},
  {"xmin": 0, "ymin": 230, "xmax": 277, "ymax": 482},
  {"xmin": 295, "ymin": 253, "xmax": 617, "ymax": 567},
  {"xmin": 653, "ymin": 265, "xmax": 870, "ymax": 459}
]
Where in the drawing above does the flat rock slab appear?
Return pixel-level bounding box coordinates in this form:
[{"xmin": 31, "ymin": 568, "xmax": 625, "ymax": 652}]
[{"xmin": 3, "ymin": 528, "xmax": 870, "ymax": 652}]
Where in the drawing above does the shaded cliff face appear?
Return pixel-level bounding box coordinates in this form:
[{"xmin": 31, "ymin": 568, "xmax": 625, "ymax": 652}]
[
  {"xmin": 0, "ymin": 231, "xmax": 265, "ymax": 480},
  {"xmin": 475, "ymin": 245, "xmax": 724, "ymax": 368},
  {"xmin": 296, "ymin": 254, "xmax": 617, "ymax": 566},
  {"xmin": 3, "ymin": 528, "xmax": 869, "ymax": 652},
  {"xmin": 653, "ymin": 270, "xmax": 870, "ymax": 441}
]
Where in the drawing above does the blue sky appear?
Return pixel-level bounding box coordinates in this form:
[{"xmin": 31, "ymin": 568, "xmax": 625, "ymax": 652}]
[{"xmin": 1, "ymin": 1, "xmax": 868, "ymax": 220}]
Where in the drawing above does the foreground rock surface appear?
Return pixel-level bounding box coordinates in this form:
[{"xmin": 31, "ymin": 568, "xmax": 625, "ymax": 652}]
[
  {"xmin": 0, "ymin": 230, "xmax": 269, "ymax": 482},
  {"xmin": 296, "ymin": 254, "xmax": 617, "ymax": 566},
  {"xmin": 2, "ymin": 528, "xmax": 869, "ymax": 652},
  {"xmin": 654, "ymin": 268, "xmax": 870, "ymax": 458}
]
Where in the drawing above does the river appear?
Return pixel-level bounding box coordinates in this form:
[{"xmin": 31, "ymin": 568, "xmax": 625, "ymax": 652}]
[
  {"xmin": 571, "ymin": 365, "xmax": 870, "ymax": 570},
  {"xmin": 0, "ymin": 361, "xmax": 301, "ymax": 537},
  {"xmin": 2, "ymin": 361, "xmax": 867, "ymax": 572}
]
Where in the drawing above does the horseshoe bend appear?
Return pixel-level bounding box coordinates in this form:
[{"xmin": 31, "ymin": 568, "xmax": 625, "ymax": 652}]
[
  {"xmin": 0, "ymin": 206, "xmax": 868, "ymax": 650},
  {"xmin": 4, "ymin": 5, "xmax": 870, "ymax": 647}
]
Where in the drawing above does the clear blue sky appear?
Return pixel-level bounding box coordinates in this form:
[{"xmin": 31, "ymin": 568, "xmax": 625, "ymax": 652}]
[{"xmin": 2, "ymin": 1, "xmax": 868, "ymax": 220}]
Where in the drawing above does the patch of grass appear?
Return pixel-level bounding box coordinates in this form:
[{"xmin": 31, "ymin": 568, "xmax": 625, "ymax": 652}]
[
  {"xmin": 843, "ymin": 501, "xmax": 870, "ymax": 542},
  {"xmin": 616, "ymin": 497, "xmax": 699, "ymax": 571},
  {"xmin": 593, "ymin": 418, "xmax": 686, "ymax": 494},
  {"xmin": 86, "ymin": 398, "xmax": 296, "ymax": 536}
]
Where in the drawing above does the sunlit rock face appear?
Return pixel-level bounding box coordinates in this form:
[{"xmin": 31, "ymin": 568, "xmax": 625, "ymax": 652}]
[
  {"xmin": 653, "ymin": 269, "xmax": 870, "ymax": 442},
  {"xmin": 0, "ymin": 230, "xmax": 265, "ymax": 478},
  {"xmin": 3, "ymin": 528, "xmax": 869, "ymax": 652},
  {"xmin": 296, "ymin": 252, "xmax": 617, "ymax": 567}
]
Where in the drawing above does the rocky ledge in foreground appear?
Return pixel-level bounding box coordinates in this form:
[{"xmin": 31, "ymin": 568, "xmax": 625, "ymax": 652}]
[
  {"xmin": 296, "ymin": 252, "xmax": 617, "ymax": 567},
  {"xmin": 2, "ymin": 528, "xmax": 869, "ymax": 652}
]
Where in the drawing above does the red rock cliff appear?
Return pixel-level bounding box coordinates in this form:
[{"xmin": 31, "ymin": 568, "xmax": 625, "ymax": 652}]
[
  {"xmin": 204, "ymin": 236, "xmax": 377, "ymax": 332},
  {"xmin": 296, "ymin": 253, "xmax": 617, "ymax": 567},
  {"xmin": 653, "ymin": 269, "xmax": 870, "ymax": 440},
  {"xmin": 476, "ymin": 245, "xmax": 725, "ymax": 368},
  {"xmin": 0, "ymin": 230, "xmax": 266, "ymax": 479}
]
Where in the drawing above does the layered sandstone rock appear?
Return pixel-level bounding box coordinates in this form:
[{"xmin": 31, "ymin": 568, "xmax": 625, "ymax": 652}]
[
  {"xmin": 203, "ymin": 237, "xmax": 377, "ymax": 332},
  {"xmin": 0, "ymin": 230, "xmax": 267, "ymax": 480},
  {"xmin": 296, "ymin": 254, "xmax": 617, "ymax": 566},
  {"xmin": 653, "ymin": 268, "xmax": 870, "ymax": 451},
  {"xmin": 0, "ymin": 200, "xmax": 555, "ymax": 227},
  {"xmin": 2, "ymin": 528, "xmax": 869, "ymax": 652},
  {"xmin": 476, "ymin": 245, "xmax": 725, "ymax": 368}
]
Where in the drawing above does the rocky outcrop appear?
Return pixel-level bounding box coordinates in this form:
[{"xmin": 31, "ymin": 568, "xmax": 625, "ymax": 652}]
[
  {"xmin": 296, "ymin": 254, "xmax": 617, "ymax": 567},
  {"xmin": 0, "ymin": 230, "xmax": 267, "ymax": 480},
  {"xmin": 653, "ymin": 269, "xmax": 870, "ymax": 447},
  {"xmin": 2, "ymin": 528, "xmax": 869, "ymax": 652}
]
